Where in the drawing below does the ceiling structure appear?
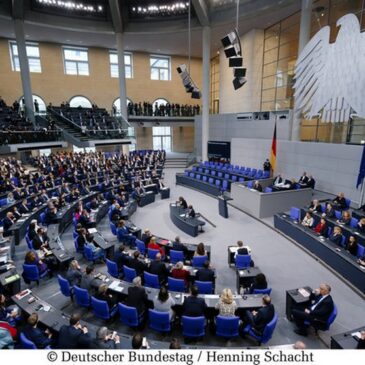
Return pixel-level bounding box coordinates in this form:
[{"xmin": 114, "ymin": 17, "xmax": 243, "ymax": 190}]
[{"xmin": 0, "ymin": 0, "xmax": 302, "ymax": 57}]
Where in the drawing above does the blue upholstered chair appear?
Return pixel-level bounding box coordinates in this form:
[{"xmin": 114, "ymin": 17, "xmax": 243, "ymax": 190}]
[
  {"xmin": 242, "ymin": 313, "xmax": 278, "ymax": 345},
  {"xmin": 216, "ymin": 316, "xmax": 240, "ymax": 339},
  {"xmin": 148, "ymin": 309, "xmax": 171, "ymax": 333},
  {"xmin": 182, "ymin": 316, "xmax": 205, "ymax": 339}
]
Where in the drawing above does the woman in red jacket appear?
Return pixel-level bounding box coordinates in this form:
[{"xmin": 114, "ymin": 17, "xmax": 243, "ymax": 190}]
[
  {"xmin": 170, "ymin": 261, "xmax": 190, "ymax": 287},
  {"xmin": 314, "ymin": 217, "xmax": 328, "ymax": 237},
  {"xmin": 147, "ymin": 237, "xmax": 165, "ymax": 257}
]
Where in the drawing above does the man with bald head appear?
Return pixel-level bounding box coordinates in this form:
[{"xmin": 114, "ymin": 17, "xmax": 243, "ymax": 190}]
[
  {"xmin": 292, "ymin": 283, "xmax": 334, "ymax": 336},
  {"xmin": 149, "ymin": 253, "xmax": 169, "ymax": 284}
]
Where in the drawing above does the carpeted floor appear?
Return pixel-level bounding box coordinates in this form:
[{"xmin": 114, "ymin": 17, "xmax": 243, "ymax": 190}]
[{"xmin": 14, "ymin": 167, "xmax": 365, "ymax": 349}]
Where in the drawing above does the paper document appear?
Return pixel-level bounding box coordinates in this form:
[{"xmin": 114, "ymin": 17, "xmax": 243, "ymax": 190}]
[{"xmin": 298, "ymin": 288, "xmax": 310, "ymax": 297}]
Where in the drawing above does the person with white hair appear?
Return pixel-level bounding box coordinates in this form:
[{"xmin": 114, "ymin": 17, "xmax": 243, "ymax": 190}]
[
  {"xmin": 125, "ymin": 276, "xmax": 148, "ymax": 316},
  {"xmin": 91, "ymin": 326, "xmax": 120, "ymax": 349},
  {"xmin": 292, "ymin": 283, "xmax": 334, "ymax": 336}
]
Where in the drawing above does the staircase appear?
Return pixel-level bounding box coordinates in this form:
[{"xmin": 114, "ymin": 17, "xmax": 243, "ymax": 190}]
[
  {"xmin": 164, "ymin": 153, "xmax": 190, "ymax": 169},
  {"xmin": 55, "ymin": 119, "xmax": 89, "ymax": 142}
]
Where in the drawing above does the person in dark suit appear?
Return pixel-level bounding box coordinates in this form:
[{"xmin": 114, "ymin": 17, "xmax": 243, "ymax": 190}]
[
  {"xmin": 172, "ymin": 236, "xmax": 187, "ymax": 255},
  {"xmin": 178, "ymin": 196, "xmax": 188, "ymax": 210},
  {"xmin": 19, "ymin": 199, "xmax": 30, "ymax": 214},
  {"xmin": 195, "ymin": 260, "xmax": 215, "ymax": 282},
  {"xmin": 3, "ymin": 212, "xmax": 14, "ymax": 237},
  {"xmin": 90, "ymin": 326, "xmax": 120, "ymax": 349},
  {"xmin": 292, "ymin": 283, "xmax": 334, "ymax": 336},
  {"xmin": 187, "ymin": 205, "xmax": 196, "ymax": 218},
  {"xmin": 114, "ymin": 245, "xmax": 131, "ymax": 271},
  {"xmin": 182, "ymin": 285, "xmax": 207, "ymax": 317},
  {"xmin": 357, "ymin": 218, "xmax": 365, "ymax": 233},
  {"xmin": 23, "ymin": 313, "xmax": 52, "ymax": 349},
  {"xmin": 308, "ymin": 199, "xmax": 322, "ymax": 213},
  {"xmin": 329, "ymin": 226, "xmax": 343, "ymax": 246},
  {"xmin": 306, "ymin": 175, "xmax": 315, "ymax": 189},
  {"xmin": 253, "ymin": 180, "xmax": 263, "ymax": 192},
  {"xmin": 125, "ymin": 276, "xmax": 149, "ymax": 315},
  {"xmin": 128, "ymin": 251, "xmax": 148, "ymax": 276},
  {"xmin": 141, "ymin": 229, "xmax": 152, "ymax": 246},
  {"xmin": 236, "ymin": 240, "xmax": 249, "ymax": 255},
  {"xmin": 44, "ymin": 205, "xmax": 58, "ymax": 225},
  {"xmin": 332, "ymin": 192, "xmax": 347, "ymax": 210},
  {"xmin": 149, "ymin": 253, "xmax": 169, "ymax": 284},
  {"xmin": 58, "ymin": 313, "xmax": 91, "ymax": 349},
  {"xmin": 32, "ymin": 228, "xmax": 50, "ymax": 250},
  {"xmin": 243, "ymin": 295, "xmax": 275, "ymax": 334},
  {"xmin": 298, "ymin": 172, "xmax": 308, "ymax": 186}
]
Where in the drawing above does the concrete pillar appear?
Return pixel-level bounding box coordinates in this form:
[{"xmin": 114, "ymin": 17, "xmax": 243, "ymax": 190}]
[
  {"xmin": 202, "ymin": 26, "xmax": 210, "ymax": 161},
  {"xmin": 116, "ymin": 32, "xmax": 128, "ymax": 120},
  {"xmin": 292, "ymin": 0, "xmax": 313, "ymax": 141},
  {"xmin": 14, "ymin": 19, "xmax": 34, "ymax": 124}
]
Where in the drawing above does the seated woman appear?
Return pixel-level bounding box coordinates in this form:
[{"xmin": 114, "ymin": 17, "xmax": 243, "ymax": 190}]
[
  {"xmin": 337, "ymin": 210, "xmax": 351, "ymax": 226},
  {"xmin": 170, "ymin": 261, "xmax": 190, "ymax": 287},
  {"xmin": 332, "ymin": 192, "xmax": 347, "ymax": 210},
  {"xmin": 194, "ymin": 242, "xmax": 207, "ymax": 257},
  {"xmin": 84, "ymin": 234, "xmax": 105, "ymax": 262},
  {"xmin": 248, "ymin": 273, "xmax": 268, "ymax": 294},
  {"xmin": 95, "ymin": 284, "xmax": 117, "ymax": 309},
  {"xmin": 117, "ymin": 219, "xmax": 136, "ymax": 247},
  {"xmin": 301, "ymin": 212, "xmax": 314, "ymax": 228},
  {"xmin": 215, "ymin": 288, "xmax": 237, "ymax": 316},
  {"xmin": 329, "ymin": 226, "xmax": 343, "ymax": 246},
  {"xmin": 308, "ymin": 199, "xmax": 322, "ymax": 213},
  {"xmin": 66, "ymin": 260, "xmax": 82, "ymax": 286},
  {"xmin": 324, "ymin": 203, "xmax": 335, "ymax": 218},
  {"xmin": 152, "ymin": 287, "xmax": 176, "ymax": 321},
  {"xmin": 147, "ymin": 237, "xmax": 165, "ymax": 257},
  {"xmin": 346, "ymin": 235, "xmax": 358, "ymax": 256},
  {"xmin": 0, "ymin": 294, "xmax": 20, "ymax": 327},
  {"xmin": 23, "ymin": 251, "xmax": 50, "ymax": 278},
  {"xmin": 313, "ymin": 217, "xmax": 328, "ymax": 236}
]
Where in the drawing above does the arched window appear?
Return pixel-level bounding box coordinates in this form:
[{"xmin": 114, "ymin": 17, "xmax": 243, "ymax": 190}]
[
  {"xmin": 19, "ymin": 94, "xmax": 46, "ymax": 113},
  {"xmin": 113, "ymin": 97, "xmax": 132, "ymax": 115},
  {"xmin": 69, "ymin": 96, "xmax": 92, "ymax": 108},
  {"xmin": 152, "ymin": 98, "xmax": 169, "ymax": 108}
]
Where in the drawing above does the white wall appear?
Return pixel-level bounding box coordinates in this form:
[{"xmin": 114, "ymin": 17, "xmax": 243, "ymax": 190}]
[
  {"xmin": 231, "ymin": 138, "xmax": 364, "ymax": 204},
  {"xmin": 219, "ymin": 29, "xmax": 264, "ymax": 113}
]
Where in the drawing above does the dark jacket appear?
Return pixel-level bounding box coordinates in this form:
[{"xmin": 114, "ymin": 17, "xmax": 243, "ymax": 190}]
[
  {"xmin": 128, "ymin": 257, "xmax": 148, "ymax": 276},
  {"xmin": 195, "ymin": 267, "xmax": 215, "ymax": 282},
  {"xmin": 172, "ymin": 241, "xmax": 187, "ymax": 254},
  {"xmin": 114, "ymin": 251, "xmax": 131, "ymax": 270},
  {"xmin": 149, "ymin": 260, "xmax": 169, "ymax": 283},
  {"xmin": 90, "ymin": 338, "xmax": 118, "ymax": 349},
  {"xmin": 309, "ymin": 295, "xmax": 334, "ymax": 323},
  {"xmin": 329, "ymin": 233, "xmax": 342, "ymax": 246},
  {"xmin": 57, "ymin": 325, "xmax": 91, "ymax": 349},
  {"xmin": 23, "ymin": 325, "xmax": 52, "ymax": 349},
  {"xmin": 32, "ymin": 234, "xmax": 49, "ymax": 250},
  {"xmin": 125, "ymin": 286, "xmax": 148, "ymax": 314},
  {"xmin": 66, "ymin": 268, "xmax": 82, "ymax": 286},
  {"xmin": 252, "ymin": 304, "xmax": 275, "ymax": 333},
  {"xmin": 182, "ymin": 296, "xmax": 207, "ymax": 317}
]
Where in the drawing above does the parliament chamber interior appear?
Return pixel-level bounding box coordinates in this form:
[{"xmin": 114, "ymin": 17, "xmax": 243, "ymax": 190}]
[{"xmin": 0, "ymin": 0, "xmax": 365, "ymax": 353}]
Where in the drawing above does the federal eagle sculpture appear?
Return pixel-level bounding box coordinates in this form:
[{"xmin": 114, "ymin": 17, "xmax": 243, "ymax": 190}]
[{"xmin": 294, "ymin": 13, "xmax": 365, "ymax": 123}]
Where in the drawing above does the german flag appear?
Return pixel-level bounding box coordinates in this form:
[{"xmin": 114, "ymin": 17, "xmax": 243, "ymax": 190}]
[{"xmin": 270, "ymin": 121, "xmax": 277, "ymax": 172}]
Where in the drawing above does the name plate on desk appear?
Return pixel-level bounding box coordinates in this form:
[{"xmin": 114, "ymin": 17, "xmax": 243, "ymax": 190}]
[{"xmin": 298, "ymin": 288, "xmax": 310, "ymax": 297}]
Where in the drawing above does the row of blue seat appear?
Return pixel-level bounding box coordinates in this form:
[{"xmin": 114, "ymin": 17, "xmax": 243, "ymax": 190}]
[{"xmin": 184, "ymin": 171, "xmax": 230, "ymax": 191}]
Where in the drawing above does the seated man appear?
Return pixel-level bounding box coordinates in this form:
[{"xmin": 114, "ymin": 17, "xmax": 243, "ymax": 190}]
[
  {"xmin": 91, "ymin": 326, "xmax": 120, "ymax": 349},
  {"xmin": 58, "ymin": 313, "xmax": 91, "ymax": 349},
  {"xmin": 195, "ymin": 260, "xmax": 215, "ymax": 282},
  {"xmin": 243, "ymin": 295, "xmax": 275, "ymax": 335},
  {"xmin": 32, "ymin": 227, "xmax": 50, "ymax": 250},
  {"xmin": 128, "ymin": 251, "xmax": 148, "ymax": 276},
  {"xmin": 84, "ymin": 234, "xmax": 105, "ymax": 262},
  {"xmin": 292, "ymin": 283, "xmax": 334, "ymax": 336},
  {"xmin": 308, "ymin": 199, "xmax": 322, "ymax": 213},
  {"xmin": 114, "ymin": 245, "xmax": 131, "ymax": 271},
  {"xmin": 336, "ymin": 210, "xmax": 351, "ymax": 226},
  {"xmin": 172, "ymin": 236, "xmax": 187, "ymax": 256},
  {"xmin": 298, "ymin": 171, "xmax": 308, "ymax": 186},
  {"xmin": 149, "ymin": 253, "xmax": 169, "ymax": 284},
  {"xmin": 125, "ymin": 276, "xmax": 148, "ymax": 315},
  {"xmin": 332, "ymin": 192, "xmax": 347, "ymax": 210},
  {"xmin": 187, "ymin": 205, "xmax": 196, "ymax": 218},
  {"xmin": 80, "ymin": 265, "xmax": 97, "ymax": 292},
  {"xmin": 23, "ymin": 313, "xmax": 53, "ymax": 349},
  {"xmin": 182, "ymin": 285, "xmax": 207, "ymax": 317}
]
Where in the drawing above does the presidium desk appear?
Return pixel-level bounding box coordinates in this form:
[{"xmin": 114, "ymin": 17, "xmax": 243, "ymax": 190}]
[{"xmin": 230, "ymin": 182, "xmax": 312, "ymax": 219}]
